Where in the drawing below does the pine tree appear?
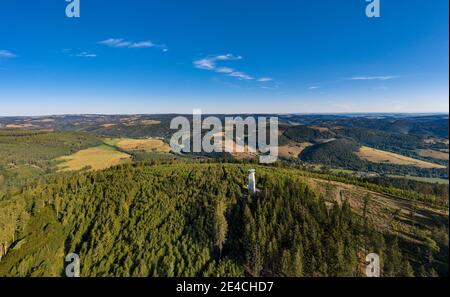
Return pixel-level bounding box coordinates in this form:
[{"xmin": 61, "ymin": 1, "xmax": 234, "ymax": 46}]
[
  {"xmin": 213, "ymin": 197, "xmax": 228, "ymax": 258},
  {"xmin": 402, "ymin": 261, "xmax": 415, "ymax": 277}
]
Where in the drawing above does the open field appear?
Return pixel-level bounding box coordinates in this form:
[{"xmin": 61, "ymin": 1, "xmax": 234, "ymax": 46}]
[
  {"xmin": 388, "ymin": 175, "xmax": 449, "ymax": 185},
  {"xmin": 211, "ymin": 131, "xmax": 255, "ymax": 157},
  {"xmin": 100, "ymin": 123, "xmax": 116, "ymax": 128},
  {"xmin": 105, "ymin": 138, "xmax": 171, "ymax": 153},
  {"xmin": 310, "ymin": 126, "xmax": 330, "ymax": 132},
  {"xmin": 356, "ymin": 146, "xmax": 447, "ymax": 169},
  {"xmin": 31, "ymin": 118, "xmax": 55, "ymax": 123},
  {"xmin": 140, "ymin": 120, "xmax": 161, "ymax": 125},
  {"xmin": 329, "ymin": 168, "xmax": 355, "ymax": 175},
  {"xmin": 7, "ymin": 164, "xmax": 44, "ymax": 179},
  {"xmin": 118, "ymin": 117, "xmax": 161, "ymax": 126},
  {"xmin": 424, "ymin": 138, "xmax": 450, "ymax": 145},
  {"xmin": 416, "ymin": 149, "xmax": 449, "ymax": 161},
  {"xmin": 56, "ymin": 145, "xmax": 131, "ymax": 172},
  {"xmin": 5, "ymin": 124, "xmax": 37, "ymax": 129}
]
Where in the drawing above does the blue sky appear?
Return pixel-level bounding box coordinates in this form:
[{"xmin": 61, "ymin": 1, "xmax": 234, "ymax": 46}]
[{"xmin": 0, "ymin": 0, "xmax": 448, "ymax": 115}]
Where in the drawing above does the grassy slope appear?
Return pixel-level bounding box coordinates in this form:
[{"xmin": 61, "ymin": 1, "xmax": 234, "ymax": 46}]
[
  {"xmin": 55, "ymin": 144, "xmax": 132, "ymax": 172},
  {"xmin": 104, "ymin": 138, "xmax": 171, "ymax": 153},
  {"xmin": 356, "ymin": 146, "xmax": 446, "ymax": 169}
]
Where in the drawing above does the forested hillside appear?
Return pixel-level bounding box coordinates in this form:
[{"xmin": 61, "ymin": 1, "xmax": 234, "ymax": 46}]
[
  {"xmin": 0, "ymin": 130, "xmax": 102, "ymax": 195},
  {"xmin": 282, "ymin": 125, "xmax": 335, "ymax": 143},
  {"xmin": 0, "ymin": 163, "xmax": 447, "ymax": 277},
  {"xmin": 299, "ymin": 139, "xmax": 448, "ymax": 178}
]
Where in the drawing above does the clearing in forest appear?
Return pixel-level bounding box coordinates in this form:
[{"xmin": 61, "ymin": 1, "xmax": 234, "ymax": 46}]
[
  {"xmin": 105, "ymin": 138, "xmax": 172, "ymax": 153},
  {"xmin": 56, "ymin": 145, "xmax": 131, "ymax": 171},
  {"xmin": 278, "ymin": 142, "xmax": 312, "ymax": 158},
  {"xmin": 416, "ymin": 149, "xmax": 449, "ymax": 161}
]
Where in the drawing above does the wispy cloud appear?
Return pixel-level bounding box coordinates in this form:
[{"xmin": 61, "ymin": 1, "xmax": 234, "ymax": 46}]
[
  {"xmin": 258, "ymin": 77, "xmax": 273, "ymax": 82},
  {"xmin": 194, "ymin": 54, "xmax": 272, "ymax": 82},
  {"xmin": 129, "ymin": 41, "xmax": 155, "ymax": 48},
  {"xmin": 348, "ymin": 75, "xmax": 399, "ymax": 81},
  {"xmin": 194, "ymin": 54, "xmax": 242, "ymax": 71},
  {"xmin": 76, "ymin": 52, "xmax": 97, "ymax": 58},
  {"xmin": 62, "ymin": 49, "xmax": 97, "ymax": 58},
  {"xmin": 229, "ymin": 71, "xmax": 253, "ymax": 80},
  {"xmin": 0, "ymin": 50, "xmax": 16, "ymax": 58},
  {"xmin": 308, "ymin": 86, "xmax": 319, "ymax": 90},
  {"xmin": 99, "ymin": 38, "xmax": 168, "ymax": 51},
  {"xmin": 215, "ymin": 67, "xmax": 235, "ymax": 74}
]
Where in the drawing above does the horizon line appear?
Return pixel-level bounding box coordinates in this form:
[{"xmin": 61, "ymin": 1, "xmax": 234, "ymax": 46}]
[{"xmin": 1, "ymin": 112, "xmax": 449, "ymax": 118}]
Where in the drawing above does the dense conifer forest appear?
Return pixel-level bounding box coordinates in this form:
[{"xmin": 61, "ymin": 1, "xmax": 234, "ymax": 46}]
[{"xmin": 0, "ymin": 163, "xmax": 447, "ymax": 277}]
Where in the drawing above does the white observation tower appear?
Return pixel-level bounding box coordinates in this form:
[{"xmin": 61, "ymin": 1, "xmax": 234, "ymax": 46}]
[{"xmin": 248, "ymin": 169, "xmax": 256, "ymax": 194}]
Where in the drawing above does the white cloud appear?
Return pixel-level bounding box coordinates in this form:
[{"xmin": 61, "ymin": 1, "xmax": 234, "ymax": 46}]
[
  {"xmin": 129, "ymin": 41, "xmax": 155, "ymax": 48},
  {"xmin": 349, "ymin": 75, "xmax": 398, "ymax": 81},
  {"xmin": 215, "ymin": 54, "xmax": 242, "ymax": 61},
  {"xmin": 193, "ymin": 54, "xmax": 242, "ymax": 71},
  {"xmin": 194, "ymin": 58, "xmax": 216, "ymax": 70},
  {"xmin": 194, "ymin": 54, "xmax": 273, "ymax": 83},
  {"xmin": 308, "ymin": 86, "xmax": 319, "ymax": 90},
  {"xmin": 76, "ymin": 52, "xmax": 97, "ymax": 58},
  {"xmin": 229, "ymin": 71, "xmax": 253, "ymax": 80},
  {"xmin": 216, "ymin": 67, "xmax": 235, "ymax": 74},
  {"xmin": 99, "ymin": 38, "xmax": 126, "ymax": 47},
  {"xmin": 99, "ymin": 38, "xmax": 167, "ymax": 51},
  {"xmin": 0, "ymin": 50, "xmax": 16, "ymax": 58}
]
